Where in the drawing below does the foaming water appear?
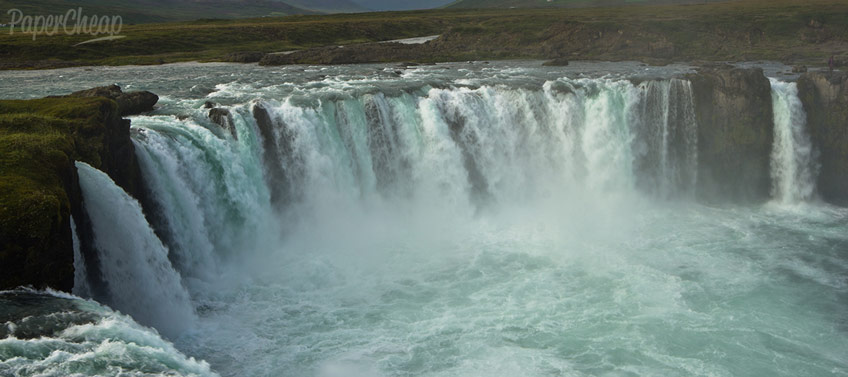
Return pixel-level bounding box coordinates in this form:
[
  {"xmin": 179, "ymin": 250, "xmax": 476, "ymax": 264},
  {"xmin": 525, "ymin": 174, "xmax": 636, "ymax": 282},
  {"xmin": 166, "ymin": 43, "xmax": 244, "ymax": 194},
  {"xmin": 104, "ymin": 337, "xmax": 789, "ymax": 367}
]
[
  {"xmin": 0, "ymin": 63, "xmax": 845, "ymax": 376},
  {"xmin": 0, "ymin": 289, "xmax": 216, "ymax": 377}
]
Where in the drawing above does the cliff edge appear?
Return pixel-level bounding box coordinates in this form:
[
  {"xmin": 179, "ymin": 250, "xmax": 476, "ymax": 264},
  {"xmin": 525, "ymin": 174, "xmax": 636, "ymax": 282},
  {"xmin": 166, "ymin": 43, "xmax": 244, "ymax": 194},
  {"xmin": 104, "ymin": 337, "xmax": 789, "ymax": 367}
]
[{"xmin": 0, "ymin": 87, "xmax": 156, "ymax": 291}]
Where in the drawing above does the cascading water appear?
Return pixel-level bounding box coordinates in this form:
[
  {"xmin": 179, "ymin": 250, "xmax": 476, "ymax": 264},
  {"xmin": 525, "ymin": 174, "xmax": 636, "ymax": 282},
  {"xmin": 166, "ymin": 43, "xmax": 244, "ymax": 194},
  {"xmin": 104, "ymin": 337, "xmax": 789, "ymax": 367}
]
[
  {"xmin": 2, "ymin": 62, "xmax": 846, "ymax": 377},
  {"xmin": 75, "ymin": 161, "xmax": 195, "ymax": 338},
  {"xmin": 208, "ymin": 78, "xmax": 700, "ymax": 215},
  {"xmin": 769, "ymin": 78, "xmax": 818, "ymax": 204},
  {"xmin": 70, "ymin": 216, "xmax": 92, "ymax": 298}
]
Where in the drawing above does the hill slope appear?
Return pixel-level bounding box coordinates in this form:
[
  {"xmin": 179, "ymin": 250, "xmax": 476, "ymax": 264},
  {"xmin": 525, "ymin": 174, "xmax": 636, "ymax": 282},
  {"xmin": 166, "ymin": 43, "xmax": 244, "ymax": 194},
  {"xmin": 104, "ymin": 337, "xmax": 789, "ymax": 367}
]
[
  {"xmin": 448, "ymin": 0, "xmax": 727, "ymax": 9},
  {"xmin": 277, "ymin": 0, "xmax": 369, "ymax": 13},
  {"xmin": 1, "ymin": 0, "xmax": 846, "ymax": 69},
  {"xmin": 352, "ymin": 0, "xmax": 454, "ymax": 11},
  {"xmin": 0, "ymin": 0, "xmax": 315, "ymax": 23}
]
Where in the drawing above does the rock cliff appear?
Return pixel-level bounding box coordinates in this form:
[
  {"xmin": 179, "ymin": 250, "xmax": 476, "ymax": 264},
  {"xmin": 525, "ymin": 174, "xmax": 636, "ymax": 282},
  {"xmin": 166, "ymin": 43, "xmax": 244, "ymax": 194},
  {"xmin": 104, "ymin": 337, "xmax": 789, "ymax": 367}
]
[
  {"xmin": 686, "ymin": 67, "xmax": 774, "ymax": 202},
  {"xmin": 0, "ymin": 86, "xmax": 157, "ymax": 291},
  {"xmin": 796, "ymin": 71, "xmax": 848, "ymax": 204}
]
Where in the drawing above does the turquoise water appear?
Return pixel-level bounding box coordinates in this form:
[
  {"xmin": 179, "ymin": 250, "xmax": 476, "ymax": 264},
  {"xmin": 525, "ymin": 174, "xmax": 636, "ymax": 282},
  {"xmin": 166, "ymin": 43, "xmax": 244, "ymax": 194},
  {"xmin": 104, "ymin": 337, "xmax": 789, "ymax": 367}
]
[{"xmin": 0, "ymin": 62, "xmax": 846, "ymax": 376}]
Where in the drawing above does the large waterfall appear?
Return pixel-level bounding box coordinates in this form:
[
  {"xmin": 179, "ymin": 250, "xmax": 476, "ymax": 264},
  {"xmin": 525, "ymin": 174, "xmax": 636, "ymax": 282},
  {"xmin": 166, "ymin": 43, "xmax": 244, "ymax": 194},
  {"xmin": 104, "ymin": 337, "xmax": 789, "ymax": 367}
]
[
  {"xmin": 117, "ymin": 77, "xmax": 703, "ymax": 305},
  {"xmin": 9, "ymin": 62, "xmax": 844, "ymax": 377},
  {"xmin": 139, "ymin": 78, "xmax": 700, "ymax": 220}
]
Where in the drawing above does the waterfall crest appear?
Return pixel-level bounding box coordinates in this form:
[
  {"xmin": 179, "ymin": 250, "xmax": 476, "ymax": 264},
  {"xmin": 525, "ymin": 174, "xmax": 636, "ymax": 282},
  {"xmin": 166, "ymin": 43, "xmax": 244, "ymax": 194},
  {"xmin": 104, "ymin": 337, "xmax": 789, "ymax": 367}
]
[{"xmin": 769, "ymin": 78, "xmax": 818, "ymax": 204}]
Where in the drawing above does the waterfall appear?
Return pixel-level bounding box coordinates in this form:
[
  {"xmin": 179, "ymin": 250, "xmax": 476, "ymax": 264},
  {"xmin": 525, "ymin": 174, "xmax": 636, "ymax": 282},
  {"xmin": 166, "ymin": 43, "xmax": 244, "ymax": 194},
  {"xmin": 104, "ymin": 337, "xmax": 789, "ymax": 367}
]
[
  {"xmin": 124, "ymin": 78, "xmax": 700, "ymax": 234},
  {"xmin": 72, "ymin": 76, "xmax": 700, "ymax": 335},
  {"xmin": 161, "ymin": 78, "xmax": 698, "ymax": 215},
  {"xmin": 70, "ymin": 216, "xmax": 91, "ymax": 298},
  {"xmin": 130, "ymin": 110, "xmax": 274, "ymax": 286},
  {"xmin": 769, "ymin": 78, "xmax": 817, "ymax": 203},
  {"xmin": 634, "ymin": 79, "xmax": 698, "ymax": 198},
  {"xmin": 75, "ymin": 161, "xmax": 195, "ymax": 338}
]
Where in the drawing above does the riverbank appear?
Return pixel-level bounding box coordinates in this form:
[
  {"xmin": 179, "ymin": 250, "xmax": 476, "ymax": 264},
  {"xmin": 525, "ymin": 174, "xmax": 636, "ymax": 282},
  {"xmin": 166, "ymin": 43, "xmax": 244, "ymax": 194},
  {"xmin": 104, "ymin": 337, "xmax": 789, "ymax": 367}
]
[{"xmin": 1, "ymin": 0, "xmax": 847, "ymax": 70}]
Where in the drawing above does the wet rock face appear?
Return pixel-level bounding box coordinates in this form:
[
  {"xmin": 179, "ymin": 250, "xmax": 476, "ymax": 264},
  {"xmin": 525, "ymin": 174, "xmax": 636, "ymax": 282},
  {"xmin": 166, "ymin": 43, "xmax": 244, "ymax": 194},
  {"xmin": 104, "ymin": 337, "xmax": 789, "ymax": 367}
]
[
  {"xmin": 797, "ymin": 72, "xmax": 848, "ymax": 205},
  {"xmin": 687, "ymin": 67, "xmax": 774, "ymax": 203},
  {"xmin": 208, "ymin": 107, "xmax": 237, "ymax": 140}
]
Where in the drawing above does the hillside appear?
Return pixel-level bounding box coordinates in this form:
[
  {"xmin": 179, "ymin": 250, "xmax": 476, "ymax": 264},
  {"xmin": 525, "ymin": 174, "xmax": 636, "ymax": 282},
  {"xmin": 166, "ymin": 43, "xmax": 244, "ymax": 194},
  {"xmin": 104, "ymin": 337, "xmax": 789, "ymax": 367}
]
[
  {"xmin": 0, "ymin": 0, "xmax": 315, "ymax": 23},
  {"xmin": 268, "ymin": 0, "xmax": 368, "ymax": 13},
  {"xmin": 353, "ymin": 0, "xmax": 455, "ymax": 11},
  {"xmin": 448, "ymin": 0, "xmax": 728, "ymax": 9},
  {"xmin": 1, "ymin": 0, "xmax": 846, "ymax": 69}
]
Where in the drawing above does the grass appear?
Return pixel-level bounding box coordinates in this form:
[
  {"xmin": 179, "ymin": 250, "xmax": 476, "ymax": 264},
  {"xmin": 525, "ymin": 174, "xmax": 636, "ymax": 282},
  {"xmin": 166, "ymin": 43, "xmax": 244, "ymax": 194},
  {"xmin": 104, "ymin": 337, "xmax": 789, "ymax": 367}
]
[
  {"xmin": 0, "ymin": 97, "xmax": 115, "ymax": 225},
  {"xmin": 0, "ymin": 96, "xmax": 118, "ymax": 289},
  {"xmin": 0, "ymin": 0, "xmax": 846, "ymax": 69}
]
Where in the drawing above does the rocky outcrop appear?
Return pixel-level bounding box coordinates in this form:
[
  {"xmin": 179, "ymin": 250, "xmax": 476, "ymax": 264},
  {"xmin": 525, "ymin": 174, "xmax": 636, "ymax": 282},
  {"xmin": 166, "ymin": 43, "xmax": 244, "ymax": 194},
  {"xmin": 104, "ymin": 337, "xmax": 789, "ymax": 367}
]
[
  {"xmin": 542, "ymin": 58, "xmax": 569, "ymax": 66},
  {"xmin": 208, "ymin": 107, "xmax": 237, "ymax": 140},
  {"xmin": 68, "ymin": 85, "xmax": 158, "ymax": 117},
  {"xmin": 0, "ymin": 87, "xmax": 157, "ymax": 291},
  {"xmin": 687, "ymin": 67, "xmax": 774, "ymax": 202},
  {"xmin": 797, "ymin": 71, "xmax": 848, "ymax": 204}
]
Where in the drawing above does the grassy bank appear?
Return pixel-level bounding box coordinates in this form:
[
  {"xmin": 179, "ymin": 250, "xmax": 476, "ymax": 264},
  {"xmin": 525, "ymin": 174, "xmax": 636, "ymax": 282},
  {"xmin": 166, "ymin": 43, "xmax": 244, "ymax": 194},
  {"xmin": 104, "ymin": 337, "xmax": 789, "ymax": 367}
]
[
  {"xmin": 0, "ymin": 96, "xmax": 117, "ymax": 290},
  {"xmin": 0, "ymin": 0, "xmax": 847, "ymax": 69}
]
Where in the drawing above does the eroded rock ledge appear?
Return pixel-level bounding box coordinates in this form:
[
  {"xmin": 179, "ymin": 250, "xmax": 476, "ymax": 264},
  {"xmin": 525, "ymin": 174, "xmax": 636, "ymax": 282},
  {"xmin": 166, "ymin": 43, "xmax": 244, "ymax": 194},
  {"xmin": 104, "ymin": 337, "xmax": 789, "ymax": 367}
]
[
  {"xmin": 0, "ymin": 86, "xmax": 157, "ymax": 291},
  {"xmin": 797, "ymin": 72, "xmax": 848, "ymax": 205},
  {"xmin": 686, "ymin": 67, "xmax": 774, "ymax": 203}
]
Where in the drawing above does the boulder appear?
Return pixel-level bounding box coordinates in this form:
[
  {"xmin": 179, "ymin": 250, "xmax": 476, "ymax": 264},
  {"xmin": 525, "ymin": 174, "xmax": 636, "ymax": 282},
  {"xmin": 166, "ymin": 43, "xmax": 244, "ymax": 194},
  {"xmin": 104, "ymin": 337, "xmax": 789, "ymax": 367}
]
[
  {"xmin": 542, "ymin": 57, "xmax": 569, "ymax": 66},
  {"xmin": 208, "ymin": 107, "xmax": 237, "ymax": 140},
  {"xmin": 68, "ymin": 85, "xmax": 158, "ymax": 116},
  {"xmin": 796, "ymin": 71, "xmax": 848, "ymax": 204}
]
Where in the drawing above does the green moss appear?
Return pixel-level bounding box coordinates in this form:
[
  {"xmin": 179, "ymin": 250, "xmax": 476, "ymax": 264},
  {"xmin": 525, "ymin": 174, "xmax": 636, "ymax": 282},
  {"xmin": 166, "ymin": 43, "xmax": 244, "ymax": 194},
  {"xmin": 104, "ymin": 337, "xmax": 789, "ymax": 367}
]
[{"xmin": 0, "ymin": 96, "xmax": 117, "ymax": 290}]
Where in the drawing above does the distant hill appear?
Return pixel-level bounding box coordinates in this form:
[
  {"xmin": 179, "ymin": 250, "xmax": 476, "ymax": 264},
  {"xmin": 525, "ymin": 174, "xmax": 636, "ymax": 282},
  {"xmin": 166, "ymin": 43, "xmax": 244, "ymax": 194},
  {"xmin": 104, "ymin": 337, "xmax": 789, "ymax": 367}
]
[
  {"xmin": 277, "ymin": 0, "xmax": 369, "ymax": 13},
  {"xmin": 350, "ymin": 0, "xmax": 454, "ymax": 11},
  {"xmin": 0, "ymin": 0, "xmax": 315, "ymax": 23},
  {"xmin": 448, "ymin": 0, "xmax": 726, "ymax": 8}
]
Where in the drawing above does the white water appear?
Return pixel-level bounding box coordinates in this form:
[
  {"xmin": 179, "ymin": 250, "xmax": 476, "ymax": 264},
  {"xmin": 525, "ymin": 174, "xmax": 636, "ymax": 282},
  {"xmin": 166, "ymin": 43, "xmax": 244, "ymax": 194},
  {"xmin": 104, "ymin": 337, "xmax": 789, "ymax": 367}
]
[
  {"xmin": 75, "ymin": 161, "xmax": 195, "ymax": 338},
  {"xmin": 70, "ymin": 216, "xmax": 92, "ymax": 298},
  {"xmin": 769, "ymin": 78, "xmax": 818, "ymax": 204},
  {"xmin": 2, "ymin": 63, "xmax": 846, "ymax": 376},
  {"xmin": 0, "ymin": 289, "xmax": 216, "ymax": 377}
]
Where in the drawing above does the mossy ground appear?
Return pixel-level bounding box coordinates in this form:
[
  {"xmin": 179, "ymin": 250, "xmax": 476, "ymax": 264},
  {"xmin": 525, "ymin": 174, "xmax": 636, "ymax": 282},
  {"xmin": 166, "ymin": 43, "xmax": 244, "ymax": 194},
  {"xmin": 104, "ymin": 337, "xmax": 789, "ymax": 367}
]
[{"xmin": 0, "ymin": 97, "xmax": 115, "ymax": 290}]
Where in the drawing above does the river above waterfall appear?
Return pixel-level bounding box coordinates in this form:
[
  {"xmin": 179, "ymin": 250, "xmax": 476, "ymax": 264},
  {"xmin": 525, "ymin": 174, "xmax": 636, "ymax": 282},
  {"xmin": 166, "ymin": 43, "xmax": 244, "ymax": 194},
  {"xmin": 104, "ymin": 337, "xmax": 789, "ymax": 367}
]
[{"xmin": 1, "ymin": 61, "xmax": 846, "ymax": 377}]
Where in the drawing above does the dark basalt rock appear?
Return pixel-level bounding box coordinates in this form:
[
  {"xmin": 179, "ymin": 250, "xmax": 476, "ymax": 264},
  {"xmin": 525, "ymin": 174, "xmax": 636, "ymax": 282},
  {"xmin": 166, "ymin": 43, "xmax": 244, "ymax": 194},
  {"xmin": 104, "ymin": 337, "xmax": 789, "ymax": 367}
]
[
  {"xmin": 542, "ymin": 57, "xmax": 569, "ymax": 66},
  {"xmin": 67, "ymin": 85, "xmax": 158, "ymax": 116},
  {"xmin": 208, "ymin": 107, "xmax": 237, "ymax": 140},
  {"xmin": 1, "ymin": 87, "xmax": 159, "ymax": 292},
  {"xmin": 797, "ymin": 71, "xmax": 848, "ymax": 205},
  {"xmin": 686, "ymin": 67, "xmax": 774, "ymax": 203}
]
